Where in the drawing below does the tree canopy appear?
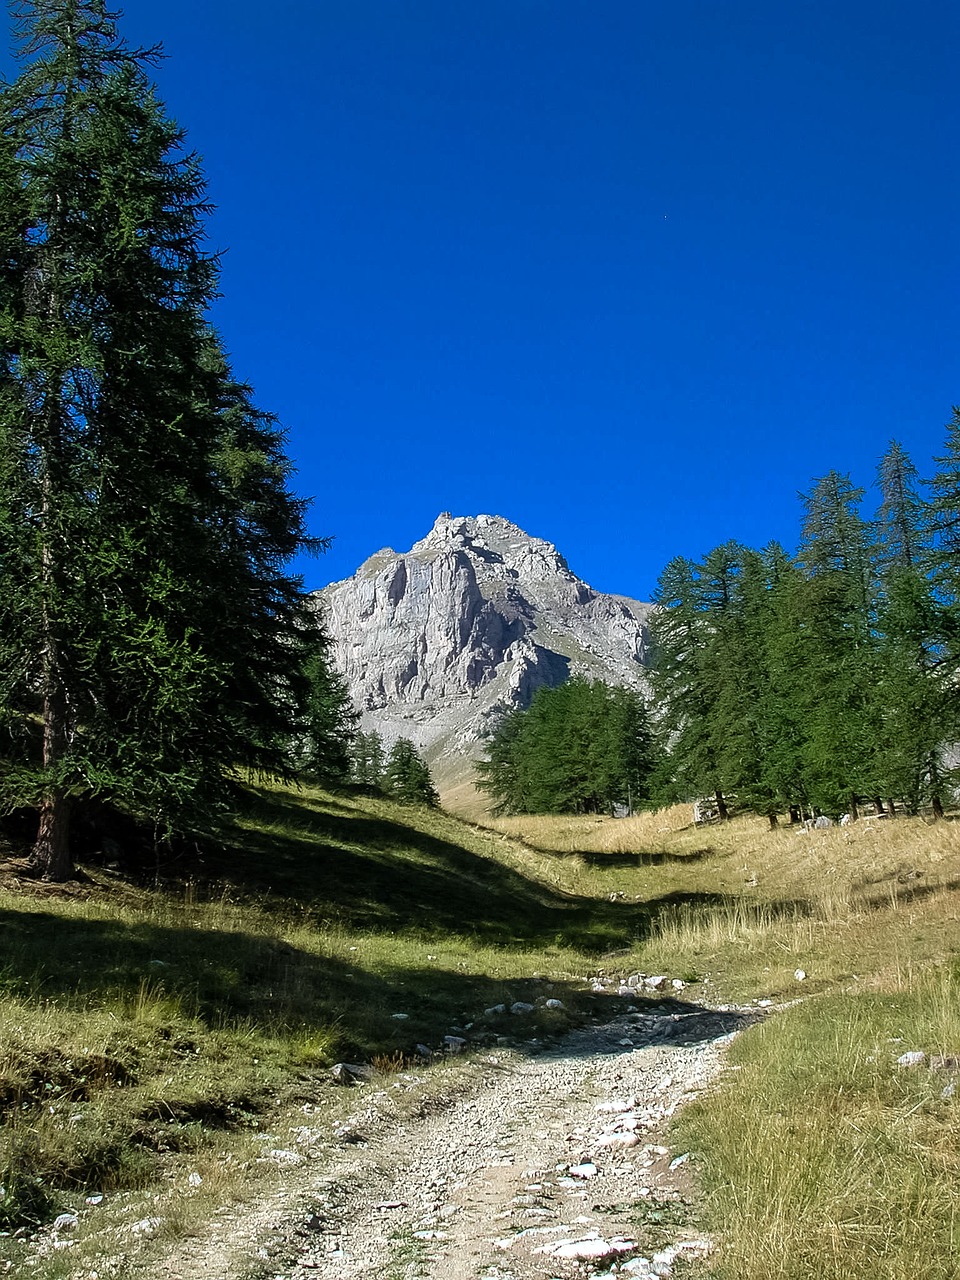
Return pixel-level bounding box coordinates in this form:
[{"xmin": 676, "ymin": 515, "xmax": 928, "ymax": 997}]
[
  {"xmin": 383, "ymin": 738, "xmax": 439, "ymax": 807},
  {"xmin": 478, "ymin": 677, "xmax": 655, "ymax": 816}
]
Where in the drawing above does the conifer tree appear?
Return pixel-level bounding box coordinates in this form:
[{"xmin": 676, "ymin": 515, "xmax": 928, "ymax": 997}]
[
  {"xmin": 753, "ymin": 543, "xmax": 811, "ymax": 819},
  {"xmin": 794, "ymin": 471, "xmax": 879, "ymax": 814},
  {"xmin": 872, "ymin": 441, "xmax": 949, "ymax": 814},
  {"xmin": 0, "ymin": 1, "xmax": 324, "ymax": 878},
  {"xmin": 706, "ymin": 543, "xmax": 806, "ymax": 825},
  {"xmin": 478, "ymin": 678, "xmax": 654, "ymax": 816},
  {"xmin": 383, "ymin": 738, "xmax": 439, "ymax": 807},
  {"xmin": 927, "ymin": 408, "xmax": 960, "ymax": 608},
  {"xmin": 650, "ymin": 555, "xmax": 729, "ymax": 816},
  {"xmin": 299, "ymin": 634, "xmax": 357, "ymax": 786},
  {"xmin": 349, "ymin": 730, "xmax": 386, "ymax": 788}
]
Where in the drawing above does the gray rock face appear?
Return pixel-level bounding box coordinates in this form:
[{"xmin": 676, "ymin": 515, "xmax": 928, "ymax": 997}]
[{"xmin": 318, "ymin": 513, "xmax": 654, "ymax": 793}]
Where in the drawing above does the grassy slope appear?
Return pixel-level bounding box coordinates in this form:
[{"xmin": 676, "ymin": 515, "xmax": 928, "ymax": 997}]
[
  {"xmin": 494, "ymin": 807, "xmax": 960, "ymax": 1280},
  {"xmin": 0, "ymin": 782, "xmax": 659, "ymax": 1261},
  {"xmin": 2, "ymin": 789, "xmax": 960, "ymax": 1278}
]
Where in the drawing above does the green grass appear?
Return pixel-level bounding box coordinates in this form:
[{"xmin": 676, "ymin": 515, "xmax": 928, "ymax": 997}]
[
  {"xmin": 675, "ymin": 971, "xmax": 960, "ymax": 1279},
  {"xmin": 0, "ymin": 779, "xmax": 655, "ymax": 1270},
  {"xmin": 4, "ymin": 785, "xmax": 960, "ymax": 1280}
]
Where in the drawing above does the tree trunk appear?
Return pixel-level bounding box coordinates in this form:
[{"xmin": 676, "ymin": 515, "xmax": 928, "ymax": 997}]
[
  {"xmin": 886, "ymin": 799, "xmax": 897, "ymax": 818},
  {"xmin": 873, "ymin": 797, "xmax": 885, "ymax": 816},
  {"xmin": 767, "ymin": 811, "xmax": 779, "ymax": 830},
  {"xmin": 929, "ymin": 756, "xmax": 944, "ymax": 821},
  {"xmin": 789, "ymin": 805, "xmax": 802, "ymax": 825},
  {"xmin": 715, "ymin": 789, "xmax": 729, "ymax": 823},
  {"xmin": 32, "ymin": 663, "xmax": 75, "ymax": 879},
  {"xmin": 32, "ymin": 418, "xmax": 76, "ymax": 881},
  {"xmin": 33, "ymin": 789, "xmax": 73, "ymax": 881}
]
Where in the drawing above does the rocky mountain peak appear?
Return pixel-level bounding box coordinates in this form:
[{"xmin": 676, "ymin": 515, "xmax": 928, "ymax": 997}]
[
  {"xmin": 318, "ymin": 514, "xmax": 654, "ymax": 798},
  {"xmin": 410, "ymin": 512, "xmax": 572, "ymax": 581}
]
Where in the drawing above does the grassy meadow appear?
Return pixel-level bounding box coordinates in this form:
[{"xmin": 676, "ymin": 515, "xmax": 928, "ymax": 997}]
[
  {"xmin": 1, "ymin": 786, "xmax": 960, "ymax": 1277},
  {"xmin": 492, "ymin": 805, "xmax": 960, "ymax": 1280}
]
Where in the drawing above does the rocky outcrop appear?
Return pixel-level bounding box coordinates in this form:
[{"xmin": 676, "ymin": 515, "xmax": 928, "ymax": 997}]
[{"xmin": 318, "ymin": 513, "xmax": 654, "ymax": 793}]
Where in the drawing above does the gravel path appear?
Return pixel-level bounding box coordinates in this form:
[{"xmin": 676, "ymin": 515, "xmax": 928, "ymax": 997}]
[{"xmin": 151, "ymin": 1001, "xmax": 754, "ymax": 1280}]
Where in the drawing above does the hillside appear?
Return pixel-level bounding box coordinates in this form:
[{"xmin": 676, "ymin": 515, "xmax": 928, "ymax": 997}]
[{"xmin": 2, "ymin": 790, "xmax": 960, "ymax": 1279}]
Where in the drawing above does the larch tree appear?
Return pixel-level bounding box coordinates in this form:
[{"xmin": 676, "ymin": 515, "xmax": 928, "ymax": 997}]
[
  {"xmin": 349, "ymin": 730, "xmax": 387, "ymax": 788},
  {"xmin": 795, "ymin": 471, "xmax": 880, "ymax": 815},
  {"xmin": 477, "ymin": 677, "xmax": 654, "ymax": 816},
  {"xmin": 872, "ymin": 441, "xmax": 949, "ymax": 814},
  {"xmin": 298, "ymin": 628, "xmax": 357, "ymax": 787},
  {"xmin": 0, "ymin": 0, "xmax": 325, "ymax": 879},
  {"xmin": 650, "ymin": 555, "xmax": 729, "ymax": 817}
]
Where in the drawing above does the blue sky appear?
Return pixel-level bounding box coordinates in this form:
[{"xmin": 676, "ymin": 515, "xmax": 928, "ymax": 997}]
[{"xmin": 5, "ymin": 1, "xmax": 958, "ymax": 600}]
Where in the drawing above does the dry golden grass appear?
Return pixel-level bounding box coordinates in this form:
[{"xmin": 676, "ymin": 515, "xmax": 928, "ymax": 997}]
[
  {"xmin": 488, "ymin": 805, "xmax": 960, "ymax": 913},
  {"xmin": 482, "ymin": 805, "xmax": 960, "ymax": 1279}
]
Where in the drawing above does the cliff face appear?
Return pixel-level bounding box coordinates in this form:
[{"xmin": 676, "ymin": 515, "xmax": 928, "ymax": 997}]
[{"xmin": 318, "ymin": 513, "xmax": 654, "ymax": 792}]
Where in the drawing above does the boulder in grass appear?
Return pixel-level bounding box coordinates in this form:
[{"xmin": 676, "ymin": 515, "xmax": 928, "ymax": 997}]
[{"xmin": 331, "ymin": 1062, "xmax": 373, "ymax": 1085}]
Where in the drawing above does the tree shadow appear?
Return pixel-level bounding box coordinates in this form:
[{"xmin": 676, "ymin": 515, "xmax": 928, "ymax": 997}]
[
  {"xmin": 193, "ymin": 786, "xmax": 653, "ymax": 950},
  {"xmin": 0, "ymin": 906, "xmax": 755, "ymax": 1065},
  {"xmin": 194, "ymin": 788, "xmax": 819, "ymax": 951},
  {"xmin": 570, "ymin": 848, "xmax": 714, "ymax": 869},
  {"xmin": 857, "ymin": 875, "xmax": 960, "ymax": 910}
]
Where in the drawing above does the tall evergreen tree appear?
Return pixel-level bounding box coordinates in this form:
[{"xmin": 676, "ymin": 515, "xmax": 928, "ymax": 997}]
[
  {"xmin": 383, "ymin": 738, "xmax": 439, "ymax": 807},
  {"xmin": 927, "ymin": 409, "xmax": 960, "ymax": 609},
  {"xmin": 794, "ymin": 471, "xmax": 879, "ymax": 814},
  {"xmin": 298, "ymin": 631, "xmax": 357, "ymax": 786},
  {"xmin": 349, "ymin": 730, "xmax": 386, "ymax": 788},
  {"xmin": 0, "ymin": 1, "xmax": 324, "ymax": 878},
  {"xmin": 650, "ymin": 555, "xmax": 729, "ymax": 816},
  {"xmin": 754, "ymin": 542, "xmax": 812, "ymax": 819},
  {"xmin": 871, "ymin": 441, "xmax": 950, "ymax": 814}
]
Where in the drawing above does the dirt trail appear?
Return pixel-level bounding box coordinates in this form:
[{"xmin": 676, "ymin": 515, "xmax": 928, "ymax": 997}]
[{"xmin": 149, "ymin": 1002, "xmax": 753, "ymax": 1280}]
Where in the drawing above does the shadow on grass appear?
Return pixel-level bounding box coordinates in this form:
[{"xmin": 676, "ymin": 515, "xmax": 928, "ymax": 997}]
[
  {"xmin": 196, "ymin": 786, "xmax": 665, "ymax": 950},
  {"xmin": 0, "ymin": 905, "xmax": 750, "ymax": 1062},
  {"xmin": 571, "ymin": 848, "xmax": 715, "ymax": 869},
  {"xmin": 858, "ymin": 875, "xmax": 960, "ymax": 910},
  {"xmin": 0, "ymin": 785, "xmax": 806, "ymax": 1066}
]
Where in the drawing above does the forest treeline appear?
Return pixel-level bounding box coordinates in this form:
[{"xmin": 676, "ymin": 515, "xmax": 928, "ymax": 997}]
[
  {"xmin": 649, "ymin": 428, "xmax": 960, "ymax": 824},
  {"xmin": 479, "ymin": 427, "xmax": 960, "ymax": 824},
  {"xmin": 477, "ymin": 677, "xmax": 653, "ymax": 815}
]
